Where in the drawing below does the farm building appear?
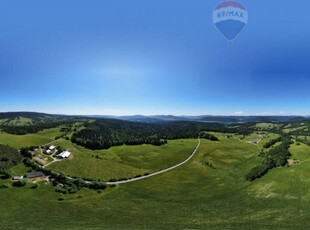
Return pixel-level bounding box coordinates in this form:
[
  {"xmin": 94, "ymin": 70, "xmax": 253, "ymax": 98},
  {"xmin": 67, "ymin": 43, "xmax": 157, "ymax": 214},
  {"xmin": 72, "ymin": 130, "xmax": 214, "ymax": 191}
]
[
  {"xmin": 26, "ymin": 171, "xmax": 44, "ymax": 179},
  {"xmin": 49, "ymin": 145, "xmax": 55, "ymax": 150},
  {"xmin": 46, "ymin": 149, "xmax": 52, "ymax": 155},
  {"xmin": 12, "ymin": 176, "xmax": 21, "ymax": 180},
  {"xmin": 58, "ymin": 151, "xmax": 71, "ymax": 159}
]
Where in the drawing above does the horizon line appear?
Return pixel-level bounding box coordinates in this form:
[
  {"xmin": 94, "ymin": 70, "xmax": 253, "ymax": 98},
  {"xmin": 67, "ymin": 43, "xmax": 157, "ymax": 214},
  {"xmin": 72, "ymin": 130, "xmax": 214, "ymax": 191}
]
[{"xmin": 0, "ymin": 110, "xmax": 308, "ymax": 117}]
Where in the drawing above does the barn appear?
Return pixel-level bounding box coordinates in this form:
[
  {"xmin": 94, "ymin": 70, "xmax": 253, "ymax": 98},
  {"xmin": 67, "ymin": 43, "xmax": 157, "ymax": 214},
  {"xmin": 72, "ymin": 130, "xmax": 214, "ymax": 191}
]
[
  {"xmin": 58, "ymin": 151, "xmax": 71, "ymax": 159},
  {"xmin": 26, "ymin": 171, "xmax": 44, "ymax": 179}
]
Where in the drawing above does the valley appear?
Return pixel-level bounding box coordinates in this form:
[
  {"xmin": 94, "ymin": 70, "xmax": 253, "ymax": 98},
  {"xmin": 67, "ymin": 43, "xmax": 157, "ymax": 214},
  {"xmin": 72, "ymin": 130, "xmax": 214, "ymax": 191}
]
[{"xmin": 1, "ymin": 112, "xmax": 310, "ymax": 229}]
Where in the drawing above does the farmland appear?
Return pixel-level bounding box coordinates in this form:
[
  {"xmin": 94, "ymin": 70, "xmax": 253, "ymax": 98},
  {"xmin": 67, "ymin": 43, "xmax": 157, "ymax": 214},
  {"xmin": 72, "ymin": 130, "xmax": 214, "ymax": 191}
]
[
  {"xmin": 2, "ymin": 135, "xmax": 310, "ymax": 229},
  {"xmin": 47, "ymin": 138, "xmax": 198, "ymax": 181},
  {"xmin": 0, "ymin": 127, "xmax": 63, "ymax": 149},
  {"xmin": 2, "ymin": 114, "xmax": 310, "ymax": 229}
]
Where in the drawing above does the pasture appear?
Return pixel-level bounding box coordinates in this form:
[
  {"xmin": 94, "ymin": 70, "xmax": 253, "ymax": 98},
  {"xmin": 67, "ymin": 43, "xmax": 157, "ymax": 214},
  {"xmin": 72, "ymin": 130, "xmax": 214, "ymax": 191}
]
[
  {"xmin": 48, "ymin": 139, "xmax": 198, "ymax": 181},
  {"xmin": 0, "ymin": 128, "xmax": 63, "ymax": 149},
  {"xmin": 2, "ymin": 132, "xmax": 310, "ymax": 229}
]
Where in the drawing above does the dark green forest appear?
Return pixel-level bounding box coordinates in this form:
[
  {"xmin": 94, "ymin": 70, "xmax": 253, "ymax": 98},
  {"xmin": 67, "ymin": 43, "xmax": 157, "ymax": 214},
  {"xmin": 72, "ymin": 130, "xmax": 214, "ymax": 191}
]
[
  {"xmin": 245, "ymin": 135, "xmax": 293, "ymax": 181},
  {"xmin": 0, "ymin": 145, "xmax": 22, "ymax": 172}
]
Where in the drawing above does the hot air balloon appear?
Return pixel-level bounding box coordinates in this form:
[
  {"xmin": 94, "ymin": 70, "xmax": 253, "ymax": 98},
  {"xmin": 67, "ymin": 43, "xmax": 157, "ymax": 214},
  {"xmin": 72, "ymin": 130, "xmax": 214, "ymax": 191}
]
[{"xmin": 213, "ymin": 1, "xmax": 248, "ymax": 44}]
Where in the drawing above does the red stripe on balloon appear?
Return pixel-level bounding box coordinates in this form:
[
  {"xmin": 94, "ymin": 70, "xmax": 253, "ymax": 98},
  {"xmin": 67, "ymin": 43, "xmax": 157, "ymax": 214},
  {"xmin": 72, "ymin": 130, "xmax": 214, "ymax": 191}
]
[{"xmin": 215, "ymin": 1, "xmax": 246, "ymax": 10}]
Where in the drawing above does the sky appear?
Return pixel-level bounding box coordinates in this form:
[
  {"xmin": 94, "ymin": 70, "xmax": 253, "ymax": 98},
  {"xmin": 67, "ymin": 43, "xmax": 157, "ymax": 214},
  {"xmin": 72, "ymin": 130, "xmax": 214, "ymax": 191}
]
[{"xmin": 1, "ymin": 0, "xmax": 310, "ymax": 116}]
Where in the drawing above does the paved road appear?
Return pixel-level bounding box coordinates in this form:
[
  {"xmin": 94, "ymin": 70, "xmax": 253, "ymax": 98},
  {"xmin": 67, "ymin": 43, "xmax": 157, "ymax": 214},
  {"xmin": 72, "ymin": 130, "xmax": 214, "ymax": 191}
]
[{"xmin": 105, "ymin": 138, "xmax": 201, "ymax": 185}]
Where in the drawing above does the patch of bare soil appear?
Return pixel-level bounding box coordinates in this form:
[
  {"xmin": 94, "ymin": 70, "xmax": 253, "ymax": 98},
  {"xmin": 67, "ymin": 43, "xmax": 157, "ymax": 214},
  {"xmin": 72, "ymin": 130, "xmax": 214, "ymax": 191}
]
[
  {"xmin": 288, "ymin": 159, "xmax": 300, "ymax": 166},
  {"xmin": 31, "ymin": 177, "xmax": 45, "ymax": 183},
  {"xmin": 33, "ymin": 157, "xmax": 47, "ymax": 165}
]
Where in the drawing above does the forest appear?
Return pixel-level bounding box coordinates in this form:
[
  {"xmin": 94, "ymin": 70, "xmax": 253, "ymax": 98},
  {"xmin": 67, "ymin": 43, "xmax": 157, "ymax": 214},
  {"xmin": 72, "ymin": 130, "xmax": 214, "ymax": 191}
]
[
  {"xmin": 0, "ymin": 144, "xmax": 22, "ymax": 172},
  {"xmin": 71, "ymin": 119, "xmax": 229, "ymax": 150},
  {"xmin": 0, "ymin": 113, "xmax": 83, "ymax": 135},
  {"xmin": 245, "ymin": 135, "xmax": 293, "ymax": 181}
]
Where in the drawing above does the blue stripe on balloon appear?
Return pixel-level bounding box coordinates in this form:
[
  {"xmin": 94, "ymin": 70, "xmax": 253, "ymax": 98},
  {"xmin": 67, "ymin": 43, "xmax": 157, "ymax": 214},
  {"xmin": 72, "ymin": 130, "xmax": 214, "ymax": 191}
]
[{"xmin": 215, "ymin": 20, "xmax": 246, "ymax": 41}]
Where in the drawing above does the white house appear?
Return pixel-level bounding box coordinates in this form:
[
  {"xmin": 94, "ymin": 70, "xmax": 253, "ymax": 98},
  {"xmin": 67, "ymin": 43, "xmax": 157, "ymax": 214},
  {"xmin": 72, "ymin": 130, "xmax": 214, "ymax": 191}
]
[
  {"xmin": 49, "ymin": 145, "xmax": 56, "ymax": 150},
  {"xmin": 46, "ymin": 149, "xmax": 52, "ymax": 155},
  {"xmin": 58, "ymin": 151, "xmax": 71, "ymax": 159}
]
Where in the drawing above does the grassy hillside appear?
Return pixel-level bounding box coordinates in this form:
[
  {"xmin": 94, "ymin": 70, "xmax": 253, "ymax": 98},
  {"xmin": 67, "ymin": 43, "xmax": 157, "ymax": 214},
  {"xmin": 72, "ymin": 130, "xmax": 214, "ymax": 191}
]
[
  {"xmin": 2, "ymin": 119, "xmax": 310, "ymax": 229},
  {"xmin": 48, "ymin": 139, "xmax": 198, "ymax": 180},
  {"xmin": 0, "ymin": 127, "xmax": 63, "ymax": 149},
  {"xmin": 0, "ymin": 137, "xmax": 277, "ymax": 229}
]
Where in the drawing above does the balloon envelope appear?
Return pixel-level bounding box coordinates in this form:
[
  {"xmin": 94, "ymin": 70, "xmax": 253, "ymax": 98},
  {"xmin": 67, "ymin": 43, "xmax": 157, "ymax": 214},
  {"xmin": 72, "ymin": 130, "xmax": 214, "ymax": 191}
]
[{"xmin": 213, "ymin": 1, "xmax": 248, "ymax": 42}]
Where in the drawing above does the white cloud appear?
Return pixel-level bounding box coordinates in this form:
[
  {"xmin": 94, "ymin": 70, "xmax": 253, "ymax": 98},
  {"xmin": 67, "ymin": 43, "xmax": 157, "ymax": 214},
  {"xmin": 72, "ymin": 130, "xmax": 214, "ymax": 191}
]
[
  {"xmin": 279, "ymin": 111, "xmax": 286, "ymax": 114},
  {"xmin": 234, "ymin": 111, "xmax": 244, "ymax": 115}
]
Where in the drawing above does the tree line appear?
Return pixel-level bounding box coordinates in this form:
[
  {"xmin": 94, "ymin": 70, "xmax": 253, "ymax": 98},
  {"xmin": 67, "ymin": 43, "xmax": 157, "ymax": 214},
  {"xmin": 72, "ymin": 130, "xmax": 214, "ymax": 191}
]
[
  {"xmin": 263, "ymin": 136, "xmax": 282, "ymax": 148},
  {"xmin": 245, "ymin": 135, "xmax": 293, "ymax": 181},
  {"xmin": 0, "ymin": 144, "xmax": 22, "ymax": 172},
  {"xmin": 71, "ymin": 119, "xmax": 225, "ymax": 150}
]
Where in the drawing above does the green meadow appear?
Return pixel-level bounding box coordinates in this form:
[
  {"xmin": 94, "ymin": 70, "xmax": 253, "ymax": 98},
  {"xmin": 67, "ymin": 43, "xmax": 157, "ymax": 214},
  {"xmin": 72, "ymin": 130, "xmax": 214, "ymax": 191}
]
[
  {"xmin": 0, "ymin": 127, "xmax": 63, "ymax": 149},
  {"xmin": 2, "ymin": 130, "xmax": 310, "ymax": 229},
  {"xmin": 48, "ymin": 138, "xmax": 198, "ymax": 181}
]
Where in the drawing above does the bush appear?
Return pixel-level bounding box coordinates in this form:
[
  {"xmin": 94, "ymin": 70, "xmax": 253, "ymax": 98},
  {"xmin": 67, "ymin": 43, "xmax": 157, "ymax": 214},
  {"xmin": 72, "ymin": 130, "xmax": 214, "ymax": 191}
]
[
  {"xmin": 245, "ymin": 165, "xmax": 269, "ymax": 181},
  {"xmin": 200, "ymin": 133, "xmax": 219, "ymax": 141},
  {"xmin": 55, "ymin": 188, "xmax": 67, "ymax": 194},
  {"xmin": 0, "ymin": 184, "xmax": 9, "ymax": 189},
  {"xmin": 31, "ymin": 184, "xmax": 38, "ymax": 189},
  {"xmin": 13, "ymin": 179, "xmax": 28, "ymax": 187},
  {"xmin": 0, "ymin": 170, "xmax": 12, "ymax": 179},
  {"xmin": 89, "ymin": 181, "xmax": 106, "ymax": 190},
  {"xmin": 67, "ymin": 185, "xmax": 78, "ymax": 194}
]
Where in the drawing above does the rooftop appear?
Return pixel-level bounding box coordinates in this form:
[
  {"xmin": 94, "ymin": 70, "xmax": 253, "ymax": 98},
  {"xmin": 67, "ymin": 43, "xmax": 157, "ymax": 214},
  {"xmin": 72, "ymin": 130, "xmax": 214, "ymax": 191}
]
[{"xmin": 26, "ymin": 171, "xmax": 44, "ymax": 179}]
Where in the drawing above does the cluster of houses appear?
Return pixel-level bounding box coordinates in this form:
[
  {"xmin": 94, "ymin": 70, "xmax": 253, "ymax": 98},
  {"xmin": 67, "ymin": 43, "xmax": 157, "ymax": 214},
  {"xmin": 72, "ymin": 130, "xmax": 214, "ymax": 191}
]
[
  {"xmin": 11, "ymin": 146, "xmax": 72, "ymax": 182},
  {"xmin": 45, "ymin": 145, "xmax": 56, "ymax": 155},
  {"xmin": 45, "ymin": 145, "xmax": 71, "ymax": 159}
]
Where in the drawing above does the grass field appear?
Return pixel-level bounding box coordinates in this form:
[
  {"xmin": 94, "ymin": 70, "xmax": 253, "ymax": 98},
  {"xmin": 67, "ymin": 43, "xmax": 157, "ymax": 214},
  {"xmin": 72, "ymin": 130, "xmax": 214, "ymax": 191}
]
[
  {"xmin": 48, "ymin": 139, "xmax": 198, "ymax": 181},
  {"xmin": 255, "ymin": 123, "xmax": 280, "ymax": 130},
  {"xmin": 0, "ymin": 136, "xmax": 267, "ymax": 229},
  {"xmin": 9, "ymin": 163, "xmax": 33, "ymax": 176},
  {"xmin": 0, "ymin": 128, "xmax": 63, "ymax": 149},
  {"xmin": 2, "ymin": 133, "xmax": 310, "ymax": 229}
]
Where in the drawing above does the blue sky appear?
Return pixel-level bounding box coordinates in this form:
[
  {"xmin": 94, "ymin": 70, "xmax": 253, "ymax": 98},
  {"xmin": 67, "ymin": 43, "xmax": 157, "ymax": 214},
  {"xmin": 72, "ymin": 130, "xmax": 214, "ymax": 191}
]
[{"xmin": 1, "ymin": 0, "xmax": 310, "ymax": 115}]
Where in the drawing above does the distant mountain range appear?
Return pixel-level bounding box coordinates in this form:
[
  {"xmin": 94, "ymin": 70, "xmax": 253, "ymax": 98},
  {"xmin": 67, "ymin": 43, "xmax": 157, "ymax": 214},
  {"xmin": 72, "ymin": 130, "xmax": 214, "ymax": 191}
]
[
  {"xmin": 0, "ymin": 112, "xmax": 309, "ymax": 124},
  {"xmin": 84, "ymin": 114, "xmax": 309, "ymax": 123}
]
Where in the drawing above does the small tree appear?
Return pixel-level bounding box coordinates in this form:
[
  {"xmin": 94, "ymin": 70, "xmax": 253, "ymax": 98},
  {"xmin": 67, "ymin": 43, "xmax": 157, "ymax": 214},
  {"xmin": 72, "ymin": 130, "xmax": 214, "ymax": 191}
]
[{"xmin": 13, "ymin": 179, "xmax": 28, "ymax": 187}]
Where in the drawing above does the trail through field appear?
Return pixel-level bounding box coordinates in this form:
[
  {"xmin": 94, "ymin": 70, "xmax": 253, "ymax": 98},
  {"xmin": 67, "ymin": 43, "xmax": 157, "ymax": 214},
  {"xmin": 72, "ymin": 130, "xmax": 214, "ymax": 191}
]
[
  {"xmin": 42, "ymin": 150, "xmax": 60, "ymax": 168},
  {"xmin": 105, "ymin": 138, "xmax": 201, "ymax": 185},
  {"xmin": 43, "ymin": 138, "xmax": 63, "ymax": 147}
]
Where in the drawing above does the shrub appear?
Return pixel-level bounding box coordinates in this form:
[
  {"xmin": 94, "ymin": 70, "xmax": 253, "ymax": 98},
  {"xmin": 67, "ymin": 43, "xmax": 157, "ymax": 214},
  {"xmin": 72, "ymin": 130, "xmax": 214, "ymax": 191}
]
[
  {"xmin": 13, "ymin": 179, "xmax": 28, "ymax": 187},
  {"xmin": 55, "ymin": 188, "xmax": 67, "ymax": 194},
  {"xmin": 0, "ymin": 184, "xmax": 9, "ymax": 189},
  {"xmin": 31, "ymin": 184, "xmax": 38, "ymax": 189},
  {"xmin": 0, "ymin": 171, "xmax": 12, "ymax": 179}
]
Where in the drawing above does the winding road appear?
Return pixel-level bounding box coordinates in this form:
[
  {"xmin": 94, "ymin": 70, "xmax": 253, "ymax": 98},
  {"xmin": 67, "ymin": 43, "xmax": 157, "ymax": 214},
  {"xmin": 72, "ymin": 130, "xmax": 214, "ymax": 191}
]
[
  {"xmin": 44, "ymin": 137, "xmax": 201, "ymax": 186},
  {"xmin": 105, "ymin": 137, "xmax": 201, "ymax": 185}
]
